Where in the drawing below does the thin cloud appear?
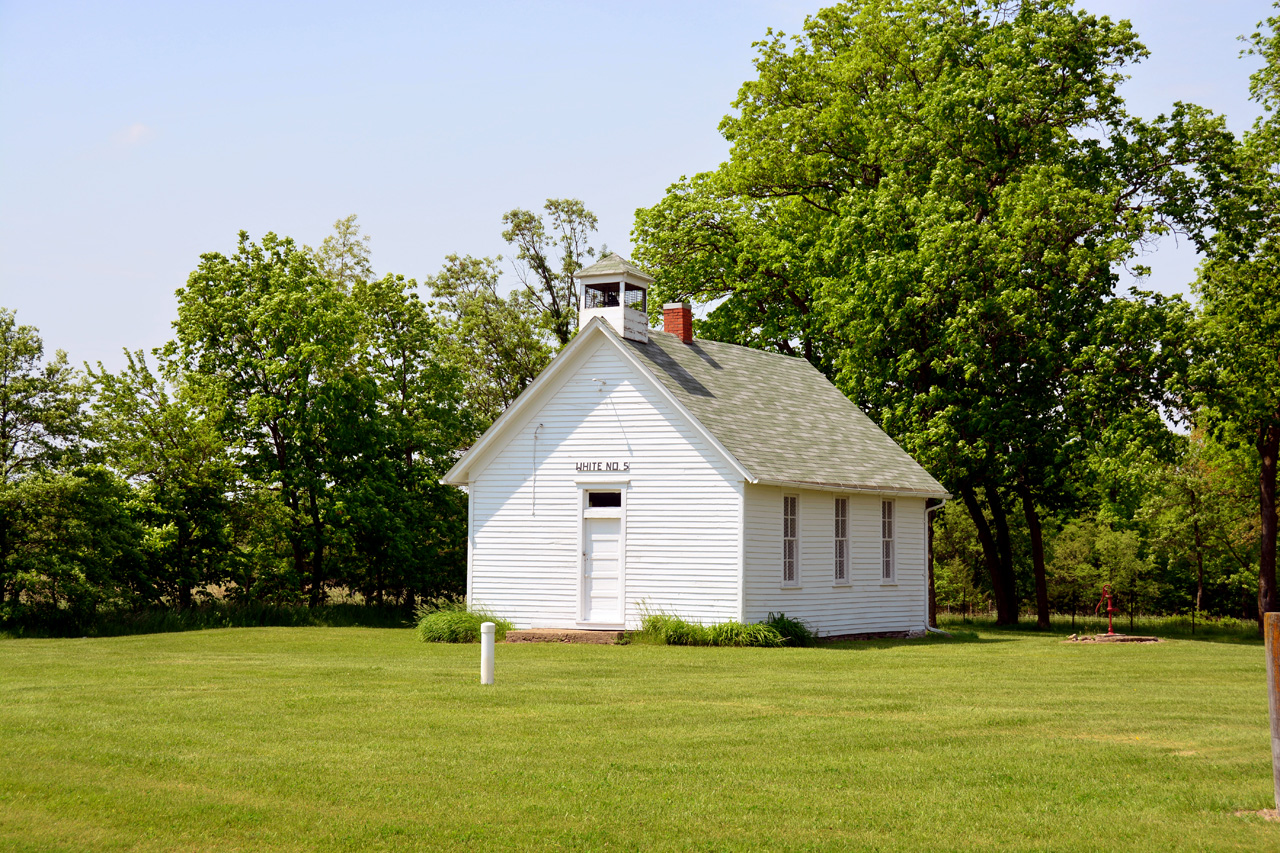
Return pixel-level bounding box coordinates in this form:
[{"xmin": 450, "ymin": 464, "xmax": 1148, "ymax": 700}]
[{"xmin": 113, "ymin": 123, "xmax": 156, "ymax": 148}]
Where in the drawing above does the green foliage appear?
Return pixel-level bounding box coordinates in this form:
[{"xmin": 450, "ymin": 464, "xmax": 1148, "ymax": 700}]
[
  {"xmin": 501, "ymin": 198, "xmax": 600, "ymax": 346},
  {"xmin": 1191, "ymin": 3, "xmax": 1280, "ymax": 616},
  {"xmin": 427, "ymin": 254, "xmax": 551, "ymax": 428},
  {"xmin": 639, "ymin": 613, "xmax": 788, "ymax": 648},
  {"xmin": 638, "ymin": 612, "xmax": 710, "ymax": 646},
  {"xmin": 707, "ymin": 620, "xmax": 785, "ymax": 648},
  {"xmin": 0, "ymin": 467, "xmax": 144, "ymax": 629},
  {"xmin": 762, "ymin": 612, "xmax": 816, "ymax": 646},
  {"xmin": 634, "ymin": 0, "xmax": 1232, "ymax": 625},
  {"xmin": 0, "ymin": 601, "xmax": 410, "ymax": 639},
  {"xmin": 414, "ymin": 596, "xmax": 512, "ymax": 643}
]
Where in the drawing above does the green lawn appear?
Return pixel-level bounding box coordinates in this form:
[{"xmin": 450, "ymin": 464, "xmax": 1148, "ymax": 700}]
[{"xmin": 0, "ymin": 628, "xmax": 1276, "ymax": 852}]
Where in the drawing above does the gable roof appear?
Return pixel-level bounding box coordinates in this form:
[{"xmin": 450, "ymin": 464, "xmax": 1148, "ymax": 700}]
[
  {"xmin": 622, "ymin": 329, "xmax": 948, "ymax": 497},
  {"xmin": 443, "ymin": 318, "xmax": 948, "ymax": 497}
]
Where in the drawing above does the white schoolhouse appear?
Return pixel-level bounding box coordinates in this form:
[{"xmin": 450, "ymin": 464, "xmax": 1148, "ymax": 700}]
[{"xmin": 442, "ymin": 255, "xmax": 950, "ymax": 636}]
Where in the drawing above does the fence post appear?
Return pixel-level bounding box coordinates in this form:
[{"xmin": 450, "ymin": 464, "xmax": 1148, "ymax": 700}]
[
  {"xmin": 1268, "ymin": 612, "xmax": 1280, "ymax": 811},
  {"xmin": 480, "ymin": 621, "xmax": 495, "ymax": 686}
]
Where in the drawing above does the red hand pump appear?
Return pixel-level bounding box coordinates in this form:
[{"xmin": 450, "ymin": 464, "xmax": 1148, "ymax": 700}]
[{"xmin": 1094, "ymin": 584, "xmax": 1117, "ymax": 636}]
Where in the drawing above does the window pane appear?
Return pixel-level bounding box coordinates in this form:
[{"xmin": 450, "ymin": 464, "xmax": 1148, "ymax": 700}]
[{"xmin": 588, "ymin": 491, "xmax": 621, "ymax": 508}]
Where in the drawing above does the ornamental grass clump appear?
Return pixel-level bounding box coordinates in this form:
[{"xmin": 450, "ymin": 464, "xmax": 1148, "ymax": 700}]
[
  {"xmin": 707, "ymin": 621, "xmax": 785, "ymax": 647},
  {"xmin": 414, "ymin": 595, "xmax": 512, "ymax": 643},
  {"xmin": 639, "ymin": 612, "xmax": 710, "ymax": 646},
  {"xmin": 763, "ymin": 612, "xmax": 817, "ymax": 646},
  {"xmin": 638, "ymin": 611, "xmax": 787, "ymax": 648}
]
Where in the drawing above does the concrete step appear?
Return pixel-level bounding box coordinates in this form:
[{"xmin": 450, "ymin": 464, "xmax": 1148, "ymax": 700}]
[{"xmin": 505, "ymin": 629, "xmax": 623, "ymax": 645}]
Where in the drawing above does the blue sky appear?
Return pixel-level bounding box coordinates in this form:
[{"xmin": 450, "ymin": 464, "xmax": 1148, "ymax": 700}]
[{"xmin": 0, "ymin": 0, "xmax": 1270, "ymax": 370}]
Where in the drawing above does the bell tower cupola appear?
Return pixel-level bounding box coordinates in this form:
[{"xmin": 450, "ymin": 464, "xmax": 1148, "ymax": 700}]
[{"xmin": 575, "ymin": 254, "xmax": 653, "ymax": 343}]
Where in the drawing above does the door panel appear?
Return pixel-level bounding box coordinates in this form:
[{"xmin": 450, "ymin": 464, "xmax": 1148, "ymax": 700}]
[{"xmin": 584, "ymin": 517, "xmax": 621, "ymax": 622}]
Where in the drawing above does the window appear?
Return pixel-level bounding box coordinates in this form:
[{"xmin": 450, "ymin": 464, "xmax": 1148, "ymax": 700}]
[
  {"xmin": 587, "ymin": 491, "xmax": 621, "ymax": 508},
  {"xmin": 881, "ymin": 500, "xmax": 895, "ymax": 581},
  {"xmin": 834, "ymin": 497, "xmax": 849, "ymax": 583},
  {"xmin": 782, "ymin": 494, "xmax": 799, "ymax": 586}
]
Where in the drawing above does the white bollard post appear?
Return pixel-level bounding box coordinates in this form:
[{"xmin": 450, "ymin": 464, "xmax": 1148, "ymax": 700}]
[{"xmin": 480, "ymin": 621, "xmax": 495, "ymax": 685}]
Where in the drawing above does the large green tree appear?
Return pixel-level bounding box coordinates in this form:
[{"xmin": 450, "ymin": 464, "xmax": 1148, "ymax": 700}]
[
  {"xmin": 1193, "ymin": 4, "xmax": 1280, "ymax": 618},
  {"xmin": 345, "ymin": 272, "xmax": 472, "ymax": 604},
  {"xmin": 635, "ymin": 0, "xmax": 1229, "ymax": 625},
  {"xmin": 171, "ymin": 231, "xmax": 359, "ymax": 606}
]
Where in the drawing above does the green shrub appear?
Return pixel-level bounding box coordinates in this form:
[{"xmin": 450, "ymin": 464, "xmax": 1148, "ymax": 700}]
[
  {"xmin": 414, "ymin": 597, "xmax": 512, "ymax": 643},
  {"xmin": 707, "ymin": 621, "xmax": 785, "ymax": 647},
  {"xmin": 637, "ymin": 612, "xmax": 787, "ymax": 648},
  {"xmin": 763, "ymin": 612, "xmax": 816, "ymax": 646},
  {"xmin": 639, "ymin": 612, "xmax": 710, "ymax": 646}
]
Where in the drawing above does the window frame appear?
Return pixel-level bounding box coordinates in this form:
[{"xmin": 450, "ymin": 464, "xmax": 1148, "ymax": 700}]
[
  {"xmin": 833, "ymin": 496, "xmax": 850, "ymax": 586},
  {"xmin": 781, "ymin": 493, "xmax": 800, "ymax": 588},
  {"xmin": 881, "ymin": 499, "xmax": 896, "ymax": 583}
]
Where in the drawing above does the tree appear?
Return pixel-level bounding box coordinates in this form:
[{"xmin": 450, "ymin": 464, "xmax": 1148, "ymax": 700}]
[
  {"xmin": 1192, "ymin": 4, "xmax": 1280, "ymax": 619},
  {"xmin": 501, "ymin": 199, "xmax": 599, "ymax": 346},
  {"xmin": 307, "ymin": 214, "xmax": 374, "ymax": 291},
  {"xmin": 170, "ymin": 231, "xmax": 358, "ymax": 606},
  {"xmin": 0, "ymin": 466, "xmax": 142, "ymax": 632},
  {"xmin": 428, "ymin": 254, "xmax": 551, "ymax": 428},
  {"xmin": 346, "ymin": 272, "xmax": 473, "ymax": 603},
  {"xmin": 0, "ymin": 309, "xmax": 90, "ymax": 608},
  {"xmin": 88, "ymin": 351, "xmax": 237, "ymax": 609},
  {"xmin": 0, "ymin": 308, "xmax": 88, "ymax": 483},
  {"xmin": 634, "ymin": 0, "xmax": 1230, "ymax": 624},
  {"xmin": 1138, "ymin": 428, "xmax": 1259, "ymax": 626}
]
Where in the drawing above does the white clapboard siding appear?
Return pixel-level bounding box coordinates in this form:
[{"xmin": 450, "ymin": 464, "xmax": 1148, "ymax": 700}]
[
  {"xmin": 743, "ymin": 484, "xmax": 927, "ymax": 635},
  {"xmin": 469, "ymin": 337, "xmax": 743, "ymax": 629}
]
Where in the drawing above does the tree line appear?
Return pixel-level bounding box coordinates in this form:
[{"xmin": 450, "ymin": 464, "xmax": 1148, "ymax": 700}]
[
  {"xmin": 0, "ymin": 203, "xmax": 601, "ymax": 633},
  {"xmin": 3, "ymin": 0, "xmax": 1278, "ymax": 634}
]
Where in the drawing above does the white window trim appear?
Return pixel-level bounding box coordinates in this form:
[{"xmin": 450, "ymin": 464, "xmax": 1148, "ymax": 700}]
[
  {"xmin": 881, "ymin": 498, "xmax": 897, "ymax": 585},
  {"xmin": 781, "ymin": 492, "xmax": 800, "ymax": 588},
  {"xmin": 833, "ymin": 495, "xmax": 851, "ymax": 586}
]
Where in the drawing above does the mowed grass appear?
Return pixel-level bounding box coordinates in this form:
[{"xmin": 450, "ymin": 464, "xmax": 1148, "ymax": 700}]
[{"xmin": 0, "ymin": 629, "xmax": 1276, "ymax": 852}]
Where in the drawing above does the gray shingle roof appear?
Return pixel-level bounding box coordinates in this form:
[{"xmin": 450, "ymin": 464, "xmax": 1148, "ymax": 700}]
[
  {"xmin": 575, "ymin": 254, "xmax": 654, "ymax": 281},
  {"xmin": 624, "ymin": 329, "xmax": 949, "ymax": 496}
]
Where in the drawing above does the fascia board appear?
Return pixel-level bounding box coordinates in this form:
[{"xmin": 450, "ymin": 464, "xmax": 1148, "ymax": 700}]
[
  {"xmin": 597, "ymin": 330, "xmax": 757, "ymax": 485},
  {"xmin": 441, "ymin": 320, "xmax": 610, "ymax": 486}
]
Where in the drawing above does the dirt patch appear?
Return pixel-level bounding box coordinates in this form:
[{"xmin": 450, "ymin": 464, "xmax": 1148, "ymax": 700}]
[
  {"xmin": 505, "ymin": 629, "xmax": 623, "ymax": 645},
  {"xmin": 1234, "ymin": 808, "xmax": 1280, "ymax": 822},
  {"xmin": 1064, "ymin": 633, "xmax": 1162, "ymax": 643}
]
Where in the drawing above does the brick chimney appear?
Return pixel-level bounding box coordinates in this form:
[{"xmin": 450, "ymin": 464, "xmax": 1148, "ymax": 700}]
[{"xmin": 663, "ymin": 302, "xmax": 693, "ymax": 344}]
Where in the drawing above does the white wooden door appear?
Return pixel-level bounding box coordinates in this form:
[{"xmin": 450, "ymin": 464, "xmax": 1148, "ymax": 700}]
[{"xmin": 583, "ymin": 516, "xmax": 621, "ymax": 622}]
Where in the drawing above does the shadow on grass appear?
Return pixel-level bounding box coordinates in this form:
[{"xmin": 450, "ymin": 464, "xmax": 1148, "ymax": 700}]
[
  {"xmin": 0, "ymin": 601, "xmax": 414, "ymax": 640},
  {"xmin": 939, "ymin": 615, "xmax": 1262, "ymax": 646},
  {"xmin": 813, "ymin": 630, "xmax": 1008, "ymax": 651}
]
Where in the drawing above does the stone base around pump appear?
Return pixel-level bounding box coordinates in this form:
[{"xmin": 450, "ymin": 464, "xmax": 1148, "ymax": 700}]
[{"xmin": 1065, "ymin": 633, "xmax": 1162, "ymax": 643}]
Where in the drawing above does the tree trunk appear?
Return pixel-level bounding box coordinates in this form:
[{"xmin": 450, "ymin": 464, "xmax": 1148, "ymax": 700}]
[
  {"xmin": 959, "ymin": 483, "xmax": 1018, "ymax": 625},
  {"xmin": 927, "ymin": 498, "xmax": 940, "ymax": 629},
  {"xmin": 1260, "ymin": 421, "xmax": 1279, "ymax": 622},
  {"xmin": 1017, "ymin": 481, "xmax": 1050, "ymax": 630},
  {"xmin": 988, "ymin": 485, "xmax": 1020, "ymax": 626},
  {"xmin": 1193, "ymin": 519, "xmax": 1205, "ymax": 636},
  {"xmin": 308, "ymin": 487, "xmax": 325, "ymax": 608}
]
